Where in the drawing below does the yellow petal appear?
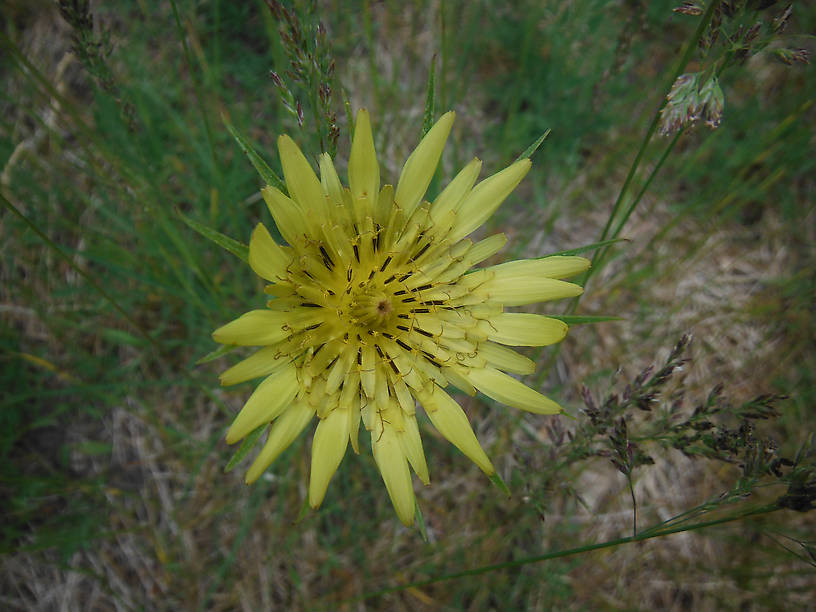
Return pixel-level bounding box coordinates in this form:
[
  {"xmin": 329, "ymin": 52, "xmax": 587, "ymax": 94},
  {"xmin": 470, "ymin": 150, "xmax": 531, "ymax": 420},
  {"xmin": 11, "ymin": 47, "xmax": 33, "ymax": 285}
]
[
  {"xmin": 261, "ymin": 186, "xmax": 309, "ymax": 247},
  {"xmin": 325, "ymin": 349, "xmax": 353, "ymax": 395},
  {"xmin": 349, "ymin": 393, "xmax": 361, "ymax": 454},
  {"xmin": 308, "ymin": 405, "xmax": 351, "ymax": 508},
  {"xmin": 430, "ymin": 157, "xmax": 482, "ymax": 223},
  {"xmin": 318, "ymin": 152, "xmax": 344, "ymax": 207},
  {"xmin": 448, "ymin": 158, "xmax": 531, "ymax": 243},
  {"xmin": 488, "ymin": 256, "xmax": 590, "ymax": 280},
  {"xmin": 360, "ymin": 343, "xmax": 376, "ymax": 399},
  {"xmin": 418, "ymin": 385, "xmax": 495, "ymax": 475},
  {"xmin": 392, "ymin": 376, "xmax": 416, "ymax": 416},
  {"xmin": 482, "ymin": 313, "xmax": 568, "ymax": 347},
  {"xmin": 395, "ymin": 110, "xmax": 455, "ymax": 218},
  {"xmin": 348, "ymin": 108, "xmax": 380, "ymax": 206},
  {"xmin": 399, "ymin": 414, "xmax": 430, "ymax": 485},
  {"xmin": 245, "ymin": 401, "xmax": 315, "ymax": 484},
  {"xmin": 441, "ymin": 366, "xmax": 477, "ymax": 396},
  {"xmin": 465, "ymin": 233, "xmax": 508, "ymax": 267},
  {"xmin": 465, "ymin": 367, "xmax": 562, "ymax": 414},
  {"xmin": 219, "ymin": 347, "xmax": 290, "ymax": 386},
  {"xmin": 372, "ymin": 425, "xmax": 415, "ymax": 526},
  {"xmin": 277, "ymin": 134, "xmax": 327, "ymax": 217},
  {"xmin": 472, "ymin": 274, "xmax": 583, "ymax": 307},
  {"xmin": 477, "ymin": 342, "xmax": 535, "ymax": 375},
  {"xmin": 249, "ymin": 223, "xmax": 293, "ymax": 282},
  {"xmin": 375, "ymin": 183, "xmax": 395, "ymax": 227},
  {"xmin": 226, "ymin": 364, "xmax": 299, "ymax": 443},
  {"xmin": 212, "ymin": 310, "xmax": 291, "ymax": 346}
]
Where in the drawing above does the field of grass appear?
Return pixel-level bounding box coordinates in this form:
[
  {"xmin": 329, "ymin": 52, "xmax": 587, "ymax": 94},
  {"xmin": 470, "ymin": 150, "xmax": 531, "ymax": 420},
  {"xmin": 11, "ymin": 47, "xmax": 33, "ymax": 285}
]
[{"xmin": 2, "ymin": 1, "xmax": 814, "ymax": 609}]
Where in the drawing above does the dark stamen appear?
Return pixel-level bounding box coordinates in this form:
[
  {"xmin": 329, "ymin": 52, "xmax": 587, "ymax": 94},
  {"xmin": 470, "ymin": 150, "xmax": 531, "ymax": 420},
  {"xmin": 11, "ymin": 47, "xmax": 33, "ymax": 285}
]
[
  {"xmin": 319, "ymin": 245, "xmax": 334, "ymax": 270},
  {"xmin": 422, "ymin": 352, "xmax": 442, "ymax": 368},
  {"xmin": 396, "ymin": 339, "xmax": 413, "ymax": 352},
  {"xmin": 413, "ymin": 242, "xmax": 431, "ymax": 260}
]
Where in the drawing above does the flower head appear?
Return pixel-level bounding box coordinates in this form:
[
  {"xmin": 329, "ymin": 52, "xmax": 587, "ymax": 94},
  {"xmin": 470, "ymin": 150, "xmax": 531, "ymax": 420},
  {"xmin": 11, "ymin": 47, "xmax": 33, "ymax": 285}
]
[{"xmin": 213, "ymin": 110, "xmax": 589, "ymax": 526}]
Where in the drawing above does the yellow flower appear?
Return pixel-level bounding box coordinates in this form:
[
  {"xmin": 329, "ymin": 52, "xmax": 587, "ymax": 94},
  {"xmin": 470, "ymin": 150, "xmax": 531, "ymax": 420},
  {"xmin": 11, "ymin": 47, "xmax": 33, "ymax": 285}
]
[{"xmin": 213, "ymin": 110, "xmax": 589, "ymax": 526}]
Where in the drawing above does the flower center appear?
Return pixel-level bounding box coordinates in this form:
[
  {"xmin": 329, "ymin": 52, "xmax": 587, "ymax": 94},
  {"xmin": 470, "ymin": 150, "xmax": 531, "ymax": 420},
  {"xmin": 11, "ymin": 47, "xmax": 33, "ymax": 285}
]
[{"xmin": 349, "ymin": 287, "xmax": 395, "ymax": 329}]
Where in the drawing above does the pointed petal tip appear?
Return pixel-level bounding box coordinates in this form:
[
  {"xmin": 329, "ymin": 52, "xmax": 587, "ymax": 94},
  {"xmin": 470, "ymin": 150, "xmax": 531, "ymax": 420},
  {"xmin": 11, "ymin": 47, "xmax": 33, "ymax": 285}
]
[
  {"xmin": 244, "ymin": 470, "xmax": 259, "ymax": 485},
  {"xmin": 354, "ymin": 108, "xmax": 372, "ymax": 130},
  {"xmin": 436, "ymin": 109, "xmax": 456, "ymax": 128},
  {"xmin": 251, "ymin": 221, "xmax": 268, "ymax": 238},
  {"xmin": 398, "ymin": 513, "xmax": 415, "ymax": 528}
]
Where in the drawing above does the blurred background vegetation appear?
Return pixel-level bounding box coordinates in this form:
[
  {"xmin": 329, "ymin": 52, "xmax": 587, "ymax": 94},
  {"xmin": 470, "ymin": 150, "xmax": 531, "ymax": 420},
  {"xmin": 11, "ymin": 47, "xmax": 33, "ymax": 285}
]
[{"xmin": 1, "ymin": 0, "xmax": 814, "ymax": 609}]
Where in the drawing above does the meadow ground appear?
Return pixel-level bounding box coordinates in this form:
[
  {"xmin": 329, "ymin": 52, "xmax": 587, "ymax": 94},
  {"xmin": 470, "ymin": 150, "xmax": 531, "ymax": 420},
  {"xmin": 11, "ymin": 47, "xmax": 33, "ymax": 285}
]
[{"xmin": 1, "ymin": 1, "xmax": 814, "ymax": 609}]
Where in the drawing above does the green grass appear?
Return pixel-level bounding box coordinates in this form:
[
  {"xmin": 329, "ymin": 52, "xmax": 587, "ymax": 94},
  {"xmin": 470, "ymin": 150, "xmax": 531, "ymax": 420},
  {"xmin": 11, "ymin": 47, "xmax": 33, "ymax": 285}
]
[{"xmin": 2, "ymin": 0, "xmax": 814, "ymax": 608}]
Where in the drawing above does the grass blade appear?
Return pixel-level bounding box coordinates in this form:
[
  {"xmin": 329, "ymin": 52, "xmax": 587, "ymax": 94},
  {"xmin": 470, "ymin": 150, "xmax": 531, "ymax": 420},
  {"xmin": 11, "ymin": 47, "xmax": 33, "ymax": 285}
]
[
  {"xmin": 546, "ymin": 238, "xmax": 629, "ymax": 258},
  {"xmin": 222, "ymin": 114, "xmax": 287, "ymax": 192},
  {"xmin": 195, "ymin": 344, "xmax": 240, "ymax": 365},
  {"xmin": 515, "ymin": 129, "xmax": 551, "ymax": 162},
  {"xmin": 549, "ymin": 315, "xmax": 623, "ymax": 325},
  {"xmin": 422, "ymin": 56, "xmax": 437, "ymax": 136},
  {"xmin": 224, "ymin": 424, "xmax": 267, "ymax": 473},
  {"xmin": 176, "ymin": 207, "xmax": 249, "ymax": 263}
]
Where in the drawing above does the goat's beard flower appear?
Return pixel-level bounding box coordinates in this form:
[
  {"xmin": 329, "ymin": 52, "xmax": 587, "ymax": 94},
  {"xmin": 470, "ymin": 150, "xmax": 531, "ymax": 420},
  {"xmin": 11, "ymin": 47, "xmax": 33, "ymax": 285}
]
[{"xmin": 213, "ymin": 110, "xmax": 589, "ymax": 526}]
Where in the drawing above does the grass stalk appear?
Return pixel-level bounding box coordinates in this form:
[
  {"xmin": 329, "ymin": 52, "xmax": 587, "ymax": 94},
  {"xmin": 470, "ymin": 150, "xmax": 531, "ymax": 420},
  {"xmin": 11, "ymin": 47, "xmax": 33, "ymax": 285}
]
[
  {"xmin": 580, "ymin": 0, "xmax": 719, "ymax": 289},
  {"xmin": 352, "ymin": 503, "xmax": 781, "ymax": 603}
]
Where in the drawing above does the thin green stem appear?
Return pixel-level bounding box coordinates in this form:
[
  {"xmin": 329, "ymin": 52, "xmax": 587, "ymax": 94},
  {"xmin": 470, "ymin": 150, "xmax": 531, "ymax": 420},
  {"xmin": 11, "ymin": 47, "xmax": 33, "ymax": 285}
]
[
  {"xmin": 626, "ymin": 471, "xmax": 638, "ymax": 537},
  {"xmin": 581, "ymin": 0, "xmax": 718, "ymax": 288},
  {"xmin": 439, "ymin": 0, "xmax": 448, "ymax": 111},
  {"xmin": 351, "ymin": 503, "xmax": 780, "ymax": 603},
  {"xmin": 591, "ymin": 129, "xmax": 684, "ymax": 276},
  {"xmin": 169, "ymin": 0, "xmax": 223, "ymax": 190}
]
